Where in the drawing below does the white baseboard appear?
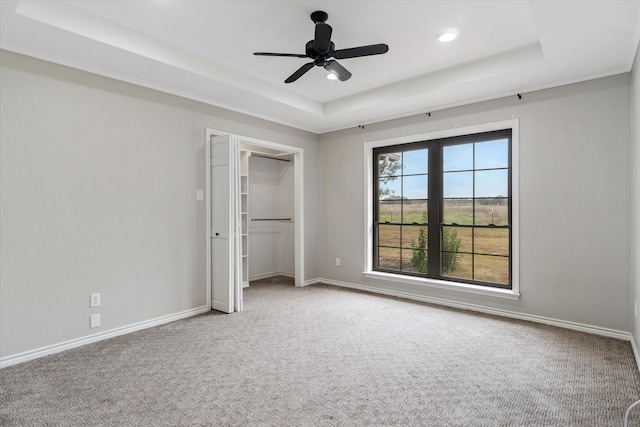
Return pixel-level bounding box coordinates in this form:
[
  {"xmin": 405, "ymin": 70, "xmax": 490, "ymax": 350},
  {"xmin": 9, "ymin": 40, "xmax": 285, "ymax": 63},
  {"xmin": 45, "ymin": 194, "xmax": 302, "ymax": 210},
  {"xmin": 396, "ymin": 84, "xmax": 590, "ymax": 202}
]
[
  {"xmin": 249, "ymin": 271, "xmax": 294, "ymax": 281},
  {"xmin": 5, "ymin": 280, "xmax": 637, "ymax": 373},
  {"xmin": 302, "ymin": 278, "xmax": 320, "ymax": 287},
  {"xmin": 315, "ymin": 278, "xmax": 632, "ymax": 342},
  {"xmin": 0, "ymin": 306, "xmax": 209, "ymax": 369}
]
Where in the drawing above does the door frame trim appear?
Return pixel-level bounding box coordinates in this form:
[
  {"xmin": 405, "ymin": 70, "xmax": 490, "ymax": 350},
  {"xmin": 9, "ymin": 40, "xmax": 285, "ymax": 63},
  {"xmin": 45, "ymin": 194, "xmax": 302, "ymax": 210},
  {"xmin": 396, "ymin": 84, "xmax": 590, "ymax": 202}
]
[{"xmin": 205, "ymin": 128, "xmax": 305, "ymax": 311}]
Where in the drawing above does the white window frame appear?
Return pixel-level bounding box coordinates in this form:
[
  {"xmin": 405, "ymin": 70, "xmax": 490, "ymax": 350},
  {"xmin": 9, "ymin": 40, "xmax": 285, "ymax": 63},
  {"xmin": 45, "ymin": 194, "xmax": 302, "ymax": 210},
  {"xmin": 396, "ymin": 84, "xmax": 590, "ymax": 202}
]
[{"xmin": 363, "ymin": 119, "xmax": 520, "ymax": 300}]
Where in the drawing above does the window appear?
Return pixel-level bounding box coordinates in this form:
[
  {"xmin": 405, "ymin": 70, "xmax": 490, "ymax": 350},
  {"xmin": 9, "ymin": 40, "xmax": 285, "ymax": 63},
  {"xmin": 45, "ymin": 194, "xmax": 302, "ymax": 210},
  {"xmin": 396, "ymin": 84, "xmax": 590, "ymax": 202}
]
[{"xmin": 373, "ymin": 129, "xmax": 513, "ymax": 290}]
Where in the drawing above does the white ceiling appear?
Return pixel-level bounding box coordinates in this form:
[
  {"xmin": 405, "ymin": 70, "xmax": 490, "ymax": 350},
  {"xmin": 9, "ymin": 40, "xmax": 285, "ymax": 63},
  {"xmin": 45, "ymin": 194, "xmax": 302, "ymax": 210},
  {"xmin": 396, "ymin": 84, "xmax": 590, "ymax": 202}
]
[{"xmin": 1, "ymin": 0, "xmax": 639, "ymax": 134}]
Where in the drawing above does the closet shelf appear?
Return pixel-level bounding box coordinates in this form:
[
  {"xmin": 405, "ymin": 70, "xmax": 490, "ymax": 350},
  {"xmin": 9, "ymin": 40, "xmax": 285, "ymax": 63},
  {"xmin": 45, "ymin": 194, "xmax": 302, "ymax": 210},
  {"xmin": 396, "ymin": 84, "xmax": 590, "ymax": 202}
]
[
  {"xmin": 251, "ymin": 218, "xmax": 292, "ymax": 222},
  {"xmin": 240, "ymin": 149, "xmax": 250, "ymax": 288}
]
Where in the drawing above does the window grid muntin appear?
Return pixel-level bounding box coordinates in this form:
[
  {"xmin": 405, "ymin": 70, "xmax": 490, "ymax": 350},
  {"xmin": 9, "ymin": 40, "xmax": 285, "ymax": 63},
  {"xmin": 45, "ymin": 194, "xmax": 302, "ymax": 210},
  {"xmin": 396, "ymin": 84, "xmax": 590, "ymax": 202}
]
[
  {"xmin": 440, "ymin": 134, "xmax": 511, "ymax": 286},
  {"xmin": 374, "ymin": 130, "xmax": 512, "ymax": 289},
  {"xmin": 375, "ymin": 147, "xmax": 429, "ymax": 274}
]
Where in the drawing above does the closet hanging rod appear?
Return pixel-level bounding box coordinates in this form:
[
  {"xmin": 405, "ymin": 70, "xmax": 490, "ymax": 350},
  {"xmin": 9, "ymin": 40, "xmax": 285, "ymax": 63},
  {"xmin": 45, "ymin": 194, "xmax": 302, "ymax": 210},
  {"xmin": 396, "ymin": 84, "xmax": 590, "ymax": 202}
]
[
  {"xmin": 251, "ymin": 153, "xmax": 291, "ymax": 162},
  {"xmin": 251, "ymin": 218, "xmax": 292, "ymax": 222}
]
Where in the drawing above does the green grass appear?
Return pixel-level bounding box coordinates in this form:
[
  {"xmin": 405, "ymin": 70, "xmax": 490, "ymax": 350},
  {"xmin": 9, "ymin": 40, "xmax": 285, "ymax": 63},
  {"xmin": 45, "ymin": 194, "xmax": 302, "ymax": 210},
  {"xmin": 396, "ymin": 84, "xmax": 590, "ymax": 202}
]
[
  {"xmin": 377, "ymin": 203, "xmax": 510, "ymax": 284},
  {"xmin": 379, "ymin": 201, "xmax": 508, "ymax": 225}
]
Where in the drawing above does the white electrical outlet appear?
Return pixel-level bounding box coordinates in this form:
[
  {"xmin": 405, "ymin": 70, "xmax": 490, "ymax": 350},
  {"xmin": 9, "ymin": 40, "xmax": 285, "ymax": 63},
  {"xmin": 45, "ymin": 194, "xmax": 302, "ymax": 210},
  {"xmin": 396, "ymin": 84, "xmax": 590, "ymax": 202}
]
[
  {"xmin": 336, "ymin": 257, "xmax": 341, "ymax": 266},
  {"xmin": 90, "ymin": 293, "xmax": 100, "ymax": 308},
  {"xmin": 90, "ymin": 314, "xmax": 101, "ymax": 329}
]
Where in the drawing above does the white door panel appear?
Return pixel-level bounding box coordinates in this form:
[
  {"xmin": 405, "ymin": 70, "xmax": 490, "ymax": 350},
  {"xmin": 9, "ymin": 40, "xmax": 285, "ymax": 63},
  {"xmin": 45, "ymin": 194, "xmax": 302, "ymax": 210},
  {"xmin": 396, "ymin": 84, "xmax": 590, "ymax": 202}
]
[{"xmin": 210, "ymin": 134, "xmax": 241, "ymax": 313}]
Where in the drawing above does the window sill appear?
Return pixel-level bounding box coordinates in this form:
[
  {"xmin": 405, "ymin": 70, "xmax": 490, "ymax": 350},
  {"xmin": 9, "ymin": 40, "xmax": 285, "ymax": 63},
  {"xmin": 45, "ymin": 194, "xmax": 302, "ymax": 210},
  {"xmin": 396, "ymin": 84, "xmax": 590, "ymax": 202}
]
[{"xmin": 362, "ymin": 271, "xmax": 520, "ymax": 300}]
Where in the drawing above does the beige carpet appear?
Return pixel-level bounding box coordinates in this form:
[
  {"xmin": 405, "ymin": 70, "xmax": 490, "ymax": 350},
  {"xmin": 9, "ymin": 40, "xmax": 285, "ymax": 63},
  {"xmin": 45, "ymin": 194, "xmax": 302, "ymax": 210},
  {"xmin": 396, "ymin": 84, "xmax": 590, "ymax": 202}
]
[{"xmin": 1, "ymin": 276, "xmax": 639, "ymax": 426}]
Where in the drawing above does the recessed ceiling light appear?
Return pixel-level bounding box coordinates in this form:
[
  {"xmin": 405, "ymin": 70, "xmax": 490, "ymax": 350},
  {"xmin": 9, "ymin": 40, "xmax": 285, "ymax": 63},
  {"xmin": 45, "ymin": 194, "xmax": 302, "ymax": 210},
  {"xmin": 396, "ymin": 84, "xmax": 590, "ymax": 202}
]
[
  {"xmin": 326, "ymin": 72, "xmax": 338, "ymax": 80},
  {"xmin": 437, "ymin": 31, "xmax": 458, "ymax": 43}
]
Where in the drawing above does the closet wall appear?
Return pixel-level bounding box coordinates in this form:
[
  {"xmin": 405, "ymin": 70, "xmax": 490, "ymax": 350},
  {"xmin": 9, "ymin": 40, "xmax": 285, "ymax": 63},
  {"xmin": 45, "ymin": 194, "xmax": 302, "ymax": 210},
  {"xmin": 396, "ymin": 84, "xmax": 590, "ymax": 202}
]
[{"xmin": 247, "ymin": 154, "xmax": 294, "ymax": 281}]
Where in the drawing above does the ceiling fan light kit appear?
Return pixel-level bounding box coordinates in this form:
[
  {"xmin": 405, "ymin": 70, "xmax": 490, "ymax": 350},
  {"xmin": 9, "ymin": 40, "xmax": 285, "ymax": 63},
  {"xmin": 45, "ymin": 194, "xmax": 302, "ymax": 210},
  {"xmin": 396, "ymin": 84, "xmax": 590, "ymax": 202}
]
[
  {"xmin": 254, "ymin": 11, "xmax": 389, "ymax": 83},
  {"xmin": 436, "ymin": 30, "xmax": 458, "ymax": 43}
]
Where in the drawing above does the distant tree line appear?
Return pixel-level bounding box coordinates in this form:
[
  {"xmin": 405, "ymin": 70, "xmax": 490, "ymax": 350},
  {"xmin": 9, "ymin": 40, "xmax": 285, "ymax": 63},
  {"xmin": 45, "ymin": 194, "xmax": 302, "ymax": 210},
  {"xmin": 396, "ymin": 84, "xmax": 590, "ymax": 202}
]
[{"xmin": 445, "ymin": 197, "xmax": 507, "ymax": 206}]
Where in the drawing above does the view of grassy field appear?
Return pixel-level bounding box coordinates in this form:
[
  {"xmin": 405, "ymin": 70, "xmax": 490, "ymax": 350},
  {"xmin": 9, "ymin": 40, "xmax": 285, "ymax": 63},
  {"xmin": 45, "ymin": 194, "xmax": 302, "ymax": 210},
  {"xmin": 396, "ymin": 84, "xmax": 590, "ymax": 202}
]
[
  {"xmin": 376, "ymin": 136, "xmax": 510, "ymax": 285},
  {"xmin": 377, "ymin": 201, "xmax": 510, "ymax": 284}
]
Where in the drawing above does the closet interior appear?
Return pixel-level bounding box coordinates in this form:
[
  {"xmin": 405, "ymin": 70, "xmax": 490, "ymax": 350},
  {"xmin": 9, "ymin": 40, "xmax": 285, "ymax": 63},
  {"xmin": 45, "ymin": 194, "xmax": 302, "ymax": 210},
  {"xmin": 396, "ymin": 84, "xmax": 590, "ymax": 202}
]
[{"xmin": 239, "ymin": 143, "xmax": 295, "ymax": 287}]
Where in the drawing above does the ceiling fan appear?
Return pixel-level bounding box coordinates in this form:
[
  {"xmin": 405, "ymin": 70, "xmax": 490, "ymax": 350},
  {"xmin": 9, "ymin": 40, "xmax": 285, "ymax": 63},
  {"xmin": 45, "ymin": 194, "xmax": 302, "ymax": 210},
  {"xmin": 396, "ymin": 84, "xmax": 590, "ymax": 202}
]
[{"xmin": 254, "ymin": 11, "xmax": 389, "ymax": 83}]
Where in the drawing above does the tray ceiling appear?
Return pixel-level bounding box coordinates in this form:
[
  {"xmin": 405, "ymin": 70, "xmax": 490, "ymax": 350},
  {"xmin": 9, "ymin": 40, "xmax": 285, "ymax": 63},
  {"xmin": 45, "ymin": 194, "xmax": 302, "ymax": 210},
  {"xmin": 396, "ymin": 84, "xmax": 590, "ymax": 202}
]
[{"xmin": 1, "ymin": 1, "xmax": 639, "ymax": 133}]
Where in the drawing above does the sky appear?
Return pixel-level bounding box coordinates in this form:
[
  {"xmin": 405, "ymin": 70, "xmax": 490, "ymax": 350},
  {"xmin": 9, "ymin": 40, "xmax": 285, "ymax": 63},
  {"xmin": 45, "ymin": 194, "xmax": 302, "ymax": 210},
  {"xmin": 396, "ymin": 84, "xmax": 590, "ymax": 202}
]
[{"xmin": 380, "ymin": 138, "xmax": 509, "ymax": 200}]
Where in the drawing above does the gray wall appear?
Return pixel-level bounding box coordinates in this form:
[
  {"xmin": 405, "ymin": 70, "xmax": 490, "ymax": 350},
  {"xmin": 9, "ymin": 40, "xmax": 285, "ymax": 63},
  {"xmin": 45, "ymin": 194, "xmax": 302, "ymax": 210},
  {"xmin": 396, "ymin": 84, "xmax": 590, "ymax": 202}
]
[
  {"xmin": 1, "ymin": 46, "xmax": 636, "ymax": 363},
  {"xmin": 0, "ymin": 50, "xmax": 318, "ymax": 359},
  {"xmin": 318, "ymin": 74, "xmax": 632, "ymax": 332},
  {"xmin": 632, "ymin": 44, "xmax": 640, "ymax": 348}
]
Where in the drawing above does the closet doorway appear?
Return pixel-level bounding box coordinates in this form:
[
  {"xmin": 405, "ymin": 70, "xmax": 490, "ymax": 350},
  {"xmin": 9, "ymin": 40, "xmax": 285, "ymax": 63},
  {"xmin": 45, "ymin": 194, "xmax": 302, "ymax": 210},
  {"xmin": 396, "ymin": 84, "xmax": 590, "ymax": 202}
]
[
  {"xmin": 205, "ymin": 129, "xmax": 304, "ymax": 314},
  {"xmin": 241, "ymin": 143, "xmax": 295, "ymax": 288}
]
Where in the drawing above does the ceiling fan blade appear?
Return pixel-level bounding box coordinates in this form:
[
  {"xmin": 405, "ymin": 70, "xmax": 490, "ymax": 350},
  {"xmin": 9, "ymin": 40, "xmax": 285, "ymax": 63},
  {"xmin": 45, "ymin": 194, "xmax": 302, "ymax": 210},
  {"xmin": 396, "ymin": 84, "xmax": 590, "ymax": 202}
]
[
  {"xmin": 285, "ymin": 62, "xmax": 315, "ymax": 83},
  {"xmin": 314, "ymin": 22, "xmax": 333, "ymax": 52},
  {"xmin": 333, "ymin": 44, "xmax": 389, "ymax": 59},
  {"xmin": 254, "ymin": 52, "xmax": 308, "ymax": 58},
  {"xmin": 324, "ymin": 60, "xmax": 351, "ymax": 81}
]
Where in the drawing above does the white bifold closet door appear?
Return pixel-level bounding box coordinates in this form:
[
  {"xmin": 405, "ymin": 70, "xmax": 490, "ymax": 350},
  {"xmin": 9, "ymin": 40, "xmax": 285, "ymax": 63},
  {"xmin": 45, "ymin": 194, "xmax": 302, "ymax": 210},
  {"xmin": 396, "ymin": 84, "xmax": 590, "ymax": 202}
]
[{"xmin": 210, "ymin": 134, "xmax": 243, "ymax": 313}]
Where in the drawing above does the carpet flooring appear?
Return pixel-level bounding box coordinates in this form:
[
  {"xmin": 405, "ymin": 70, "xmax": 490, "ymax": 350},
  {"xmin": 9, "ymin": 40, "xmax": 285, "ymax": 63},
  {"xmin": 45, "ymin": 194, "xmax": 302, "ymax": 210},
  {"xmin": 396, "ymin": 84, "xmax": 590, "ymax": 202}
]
[{"xmin": 1, "ymin": 277, "xmax": 639, "ymax": 426}]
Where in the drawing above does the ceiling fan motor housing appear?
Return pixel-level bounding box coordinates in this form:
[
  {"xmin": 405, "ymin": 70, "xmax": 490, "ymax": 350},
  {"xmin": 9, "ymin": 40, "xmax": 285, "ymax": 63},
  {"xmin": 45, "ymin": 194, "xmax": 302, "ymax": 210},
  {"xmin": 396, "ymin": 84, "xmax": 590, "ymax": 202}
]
[{"xmin": 305, "ymin": 40, "xmax": 335, "ymax": 66}]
